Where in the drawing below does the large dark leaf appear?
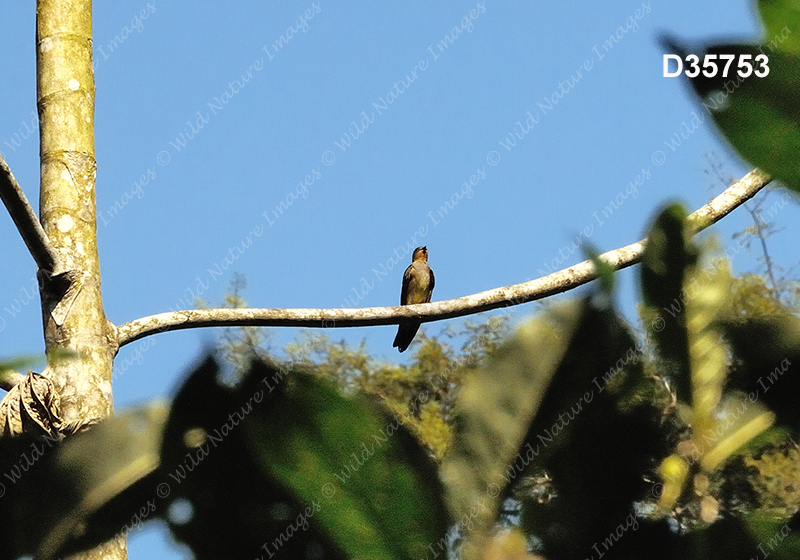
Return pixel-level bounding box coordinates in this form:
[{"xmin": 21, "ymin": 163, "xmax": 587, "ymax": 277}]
[
  {"xmin": 441, "ymin": 300, "xmax": 583, "ymax": 542},
  {"xmin": 668, "ymin": 36, "xmax": 800, "ymax": 194},
  {"xmin": 240, "ymin": 360, "xmax": 449, "ymax": 560},
  {"xmin": 443, "ymin": 294, "xmax": 666, "ymax": 559},
  {"xmin": 515, "ymin": 300, "xmax": 666, "ymax": 560},
  {"xmin": 0, "ymin": 402, "xmax": 167, "ymax": 560},
  {"xmin": 722, "ymin": 315, "xmax": 800, "ymax": 429},
  {"xmin": 0, "ymin": 355, "xmax": 449, "ymax": 560},
  {"xmin": 640, "ymin": 203, "xmax": 695, "ymax": 403},
  {"xmin": 155, "ymin": 357, "xmax": 448, "ymax": 560},
  {"xmin": 156, "ymin": 357, "xmax": 348, "ymax": 560}
]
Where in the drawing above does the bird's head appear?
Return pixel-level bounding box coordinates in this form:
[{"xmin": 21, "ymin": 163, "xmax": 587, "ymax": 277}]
[{"xmin": 412, "ymin": 246, "xmax": 428, "ymax": 262}]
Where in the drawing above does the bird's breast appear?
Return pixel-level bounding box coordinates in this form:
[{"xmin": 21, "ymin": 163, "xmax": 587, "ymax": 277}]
[{"xmin": 406, "ymin": 264, "xmax": 432, "ymax": 304}]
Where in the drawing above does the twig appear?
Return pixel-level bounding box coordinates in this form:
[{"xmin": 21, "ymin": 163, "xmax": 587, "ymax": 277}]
[
  {"xmin": 0, "ymin": 370, "xmax": 26, "ymax": 392},
  {"xmin": 116, "ymin": 168, "xmax": 771, "ymax": 348},
  {"xmin": 744, "ymin": 203, "xmax": 780, "ymax": 297},
  {"xmin": 0, "ymin": 155, "xmax": 62, "ymax": 276}
]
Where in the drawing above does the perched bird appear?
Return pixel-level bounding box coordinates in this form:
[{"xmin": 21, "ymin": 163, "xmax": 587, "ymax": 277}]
[{"xmin": 393, "ymin": 246, "xmax": 435, "ymax": 352}]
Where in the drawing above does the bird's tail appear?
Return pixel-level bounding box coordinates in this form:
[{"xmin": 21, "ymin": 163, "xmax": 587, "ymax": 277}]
[{"xmin": 393, "ymin": 322, "xmax": 421, "ymax": 353}]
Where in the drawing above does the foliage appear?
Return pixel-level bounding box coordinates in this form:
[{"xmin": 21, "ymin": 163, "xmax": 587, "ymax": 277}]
[
  {"xmin": 668, "ymin": 0, "xmax": 800, "ymax": 194},
  {"xmin": 0, "ymin": 357, "xmax": 449, "ymax": 560},
  {"xmin": 3, "ymin": 4, "xmax": 800, "ymax": 556},
  {"xmin": 1, "ymin": 197, "xmax": 799, "ymax": 560}
]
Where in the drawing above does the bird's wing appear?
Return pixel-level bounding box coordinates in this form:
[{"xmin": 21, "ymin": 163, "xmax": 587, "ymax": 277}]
[
  {"xmin": 400, "ymin": 264, "xmax": 414, "ymax": 305},
  {"xmin": 426, "ymin": 265, "xmax": 435, "ymax": 303}
]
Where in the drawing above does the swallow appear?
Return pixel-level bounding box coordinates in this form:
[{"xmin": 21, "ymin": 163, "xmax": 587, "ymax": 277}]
[{"xmin": 393, "ymin": 246, "xmax": 435, "ymax": 352}]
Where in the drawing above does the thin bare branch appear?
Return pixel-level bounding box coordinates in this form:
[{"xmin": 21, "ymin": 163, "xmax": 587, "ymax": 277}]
[
  {"xmin": 116, "ymin": 168, "xmax": 771, "ymax": 348},
  {"xmin": 0, "ymin": 155, "xmax": 62, "ymax": 275}
]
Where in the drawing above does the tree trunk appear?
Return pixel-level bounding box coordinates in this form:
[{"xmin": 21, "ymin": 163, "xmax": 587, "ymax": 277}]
[{"xmin": 37, "ymin": 0, "xmax": 125, "ymax": 558}]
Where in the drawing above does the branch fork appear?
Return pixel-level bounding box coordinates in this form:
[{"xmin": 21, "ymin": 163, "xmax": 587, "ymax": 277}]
[{"xmin": 0, "ymin": 155, "xmax": 65, "ymax": 278}]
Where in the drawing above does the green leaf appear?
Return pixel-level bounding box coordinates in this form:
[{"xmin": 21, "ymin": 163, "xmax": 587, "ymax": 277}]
[
  {"xmin": 679, "ymin": 43, "xmax": 800, "ymax": 194},
  {"xmin": 443, "ymin": 298, "xmax": 665, "ymax": 560},
  {"xmin": 641, "ymin": 203, "xmax": 695, "ymax": 403},
  {"xmin": 586, "ymin": 244, "xmax": 615, "ymax": 295},
  {"xmin": 0, "ymin": 402, "xmax": 169, "ymax": 560},
  {"xmin": 744, "ymin": 514, "xmax": 800, "ymax": 560},
  {"xmin": 758, "ymin": 0, "xmax": 800, "ymax": 53},
  {"xmin": 515, "ymin": 302, "xmax": 665, "ymax": 560},
  {"xmin": 241, "ymin": 361, "xmax": 449, "ymax": 560},
  {"xmin": 722, "ymin": 315, "xmax": 800, "ymax": 429},
  {"xmin": 441, "ymin": 301, "xmax": 581, "ymax": 539},
  {"xmin": 157, "ymin": 357, "xmax": 347, "ymax": 560}
]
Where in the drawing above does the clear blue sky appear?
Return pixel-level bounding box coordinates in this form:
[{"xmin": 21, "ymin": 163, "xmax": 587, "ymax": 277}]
[{"xmin": 1, "ymin": 1, "xmax": 798, "ymax": 557}]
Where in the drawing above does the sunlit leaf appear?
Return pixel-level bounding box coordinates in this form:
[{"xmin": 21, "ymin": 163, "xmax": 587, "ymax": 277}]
[
  {"xmin": 686, "ymin": 259, "xmax": 731, "ymax": 434},
  {"xmin": 758, "ymin": 0, "xmax": 800, "ymax": 53}
]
